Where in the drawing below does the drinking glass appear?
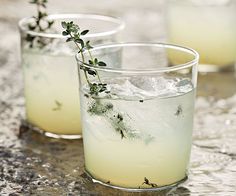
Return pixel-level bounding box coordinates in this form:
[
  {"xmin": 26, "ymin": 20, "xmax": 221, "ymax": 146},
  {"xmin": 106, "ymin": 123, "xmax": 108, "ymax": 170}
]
[
  {"xmin": 167, "ymin": 0, "xmax": 236, "ymax": 72},
  {"xmin": 76, "ymin": 43, "xmax": 198, "ymax": 191},
  {"xmin": 19, "ymin": 14, "xmax": 125, "ymax": 139}
]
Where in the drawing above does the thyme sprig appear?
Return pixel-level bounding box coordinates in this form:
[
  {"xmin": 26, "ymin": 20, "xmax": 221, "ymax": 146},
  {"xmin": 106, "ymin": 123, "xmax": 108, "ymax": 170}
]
[
  {"xmin": 61, "ymin": 21, "xmax": 154, "ymax": 142},
  {"xmin": 61, "ymin": 21, "xmax": 132, "ymax": 139},
  {"xmin": 61, "ymin": 21, "xmax": 107, "ymax": 96},
  {"xmin": 52, "ymin": 100, "xmax": 62, "ymax": 111},
  {"xmin": 142, "ymin": 177, "xmax": 158, "ymax": 188},
  {"xmin": 87, "ymin": 100, "xmax": 139, "ymax": 140},
  {"xmin": 27, "ymin": 0, "xmax": 54, "ymax": 47}
]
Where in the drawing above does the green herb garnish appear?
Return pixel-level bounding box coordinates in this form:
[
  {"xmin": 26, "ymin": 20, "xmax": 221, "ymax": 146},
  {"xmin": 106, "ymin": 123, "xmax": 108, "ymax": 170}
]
[
  {"xmin": 142, "ymin": 177, "xmax": 158, "ymax": 188},
  {"xmin": 87, "ymin": 100, "xmax": 140, "ymax": 140},
  {"xmin": 27, "ymin": 0, "xmax": 54, "ymax": 48},
  {"xmin": 61, "ymin": 21, "xmax": 154, "ymax": 142},
  {"xmin": 52, "ymin": 100, "xmax": 62, "ymax": 111},
  {"xmin": 87, "ymin": 100, "xmax": 113, "ymax": 115},
  {"xmin": 175, "ymin": 105, "xmax": 183, "ymax": 116},
  {"xmin": 61, "ymin": 21, "xmax": 107, "ymax": 96}
]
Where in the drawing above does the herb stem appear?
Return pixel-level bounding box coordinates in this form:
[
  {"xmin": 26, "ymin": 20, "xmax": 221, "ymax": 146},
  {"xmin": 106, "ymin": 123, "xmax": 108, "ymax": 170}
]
[
  {"xmin": 83, "ymin": 70, "xmax": 91, "ymax": 85},
  {"xmin": 36, "ymin": 3, "xmax": 43, "ymax": 31},
  {"xmin": 88, "ymin": 47, "xmax": 102, "ymax": 83},
  {"xmin": 87, "ymin": 49, "xmax": 93, "ymax": 61},
  {"xmin": 67, "ymin": 31, "xmax": 91, "ymax": 86}
]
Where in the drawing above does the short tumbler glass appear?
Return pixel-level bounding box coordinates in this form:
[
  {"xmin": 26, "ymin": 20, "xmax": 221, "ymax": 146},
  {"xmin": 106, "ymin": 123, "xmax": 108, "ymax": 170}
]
[
  {"xmin": 19, "ymin": 14, "xmax": 124, "ymax": 139},
  {"xmin": 76, "ymin": 43, "xmax": 199, "ymax": 191}
]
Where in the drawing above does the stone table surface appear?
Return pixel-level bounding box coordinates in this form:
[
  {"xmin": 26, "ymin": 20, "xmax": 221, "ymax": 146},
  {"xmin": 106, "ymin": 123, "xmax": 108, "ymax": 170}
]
[{"xmin": 0, "ymin": 0, "xmax": 236, "ymax": 195}]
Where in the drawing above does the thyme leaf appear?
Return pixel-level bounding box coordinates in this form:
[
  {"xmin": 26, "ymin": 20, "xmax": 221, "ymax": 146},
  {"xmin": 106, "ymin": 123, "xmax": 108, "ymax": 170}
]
[
  {"xmin": 175, "ymin": 105, "xmax": 183, "ymax": 116},
  {"xmin": 142, "ymin": 177, "xmax": 158, "ymax": 187},
  {"xmin": 27, "ymin": 0, "xmax": 54, "ymax": 48},
  {"xmin": 52, "ymin": 100, "xmax": 62, "ymax": 111}
]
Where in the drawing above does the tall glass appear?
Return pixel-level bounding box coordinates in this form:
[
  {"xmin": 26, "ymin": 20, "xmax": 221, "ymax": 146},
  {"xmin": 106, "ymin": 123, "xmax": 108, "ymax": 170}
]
[
  {"xmin": 167, "ymin": 0, "xmax": 236, "ymax": 72},
  {"xmin": 76, "ymin": 43, "xmax": 198, "ymax": 191},
  {"xmin": 19, "ymin": 14, "xmax": 125, "ymax": 139}
]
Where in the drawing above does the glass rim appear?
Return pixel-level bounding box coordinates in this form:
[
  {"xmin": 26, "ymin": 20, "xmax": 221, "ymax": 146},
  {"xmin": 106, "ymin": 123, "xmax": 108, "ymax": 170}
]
[
  {"xmin": 76, "ymin": 42, "xmax": 199, "ymax": 74},
  {"xmin": 18, "ymin": 13, "xmax": 125, "ymax": 39}
]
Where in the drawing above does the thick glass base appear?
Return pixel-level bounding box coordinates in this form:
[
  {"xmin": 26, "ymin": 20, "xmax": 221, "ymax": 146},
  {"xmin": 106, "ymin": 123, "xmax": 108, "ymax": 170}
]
[
  {"xmin": 198, "ymin": 63, "xmax": 234, "ymax": 73},
  {"xmin": 85, "ymin": 170, "xmax": 188, "ymax": 192},
  {"xmin": 22, "ymin": 120, "xmax": 82, "ymax": 139}
]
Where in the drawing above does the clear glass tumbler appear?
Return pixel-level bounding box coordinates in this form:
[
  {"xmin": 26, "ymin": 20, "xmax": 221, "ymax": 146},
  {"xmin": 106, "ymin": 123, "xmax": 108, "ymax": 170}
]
[
  {"xmin": 167, "ymin": 0, "xmax": 236, "ymax": 72},
  {"xmin": 76, "ymin": 43, "xmax": 198, "ymax": 191},
  {"xmin": 19, "ymin": 14, "xmax": 125, "ymax": 139}
]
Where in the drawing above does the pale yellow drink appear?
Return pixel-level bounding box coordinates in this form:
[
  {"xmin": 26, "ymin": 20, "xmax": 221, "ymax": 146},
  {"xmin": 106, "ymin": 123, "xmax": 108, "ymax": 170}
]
[
  {"xmin": 81, "ymin": 76, "xmax": 195, "ymax": 189},
  {"xmin": 167, "ymin": 0, "xmax": 236, "ymax": 71},
  {"xmin": 23, "ymin": 49, "xmax": 81, "ymax": 135}
]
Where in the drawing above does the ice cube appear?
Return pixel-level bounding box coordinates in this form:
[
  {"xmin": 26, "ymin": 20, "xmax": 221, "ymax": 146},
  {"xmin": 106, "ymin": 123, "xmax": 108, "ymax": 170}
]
[
  {"xmin": 108, "ymin": 76, "xmax": 178, "ymax": 99},
  {"xmin": 175, "ymin": 78, "xmax": 193, "ymax": 93},
  {"xmin": 102, "ymin": 76, "xmax": 193, "ymax": 100},
  {"xmin": 130, "ymin": 76, "xmax": 166, "ymax": 91},
  {"xmin": 130, "ymin": 76, "xmax": 181, "ymax": 97}
]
